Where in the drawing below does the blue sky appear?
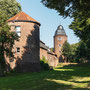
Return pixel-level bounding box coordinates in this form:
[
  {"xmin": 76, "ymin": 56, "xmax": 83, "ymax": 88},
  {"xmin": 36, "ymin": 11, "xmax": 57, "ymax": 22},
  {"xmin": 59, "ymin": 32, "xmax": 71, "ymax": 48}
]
[{"xmin": 17, "ymin": 0, "xmax": 79, "ymax": 48}]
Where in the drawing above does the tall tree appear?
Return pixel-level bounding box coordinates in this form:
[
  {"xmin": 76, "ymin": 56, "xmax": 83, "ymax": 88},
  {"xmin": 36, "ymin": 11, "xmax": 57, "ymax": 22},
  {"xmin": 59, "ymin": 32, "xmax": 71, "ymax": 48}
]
[
  {"xmin": 0, "ymin": 13, "xmax": 18, "ymax": 76},
  {"xmin": 69, "ymin": 43, "xmax": 79, "ymax": 62},
  {"xmin": 61, "ymin": 41, "xmax": 72, "ymax": 62},
  {"xmin": 75, "ymin": 41, "xmax": 88, "ymax": 63},
  {"xmin": 0, "ymin": 0, "xmax": 21, "ymax": 76},
  {"xmin": 69, "ymin": 12, "xmax": 90, "ymax": 59}
]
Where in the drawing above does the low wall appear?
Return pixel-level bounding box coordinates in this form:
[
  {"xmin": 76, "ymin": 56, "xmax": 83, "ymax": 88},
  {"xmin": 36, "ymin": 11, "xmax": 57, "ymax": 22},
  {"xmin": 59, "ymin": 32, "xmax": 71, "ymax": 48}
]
[{"xmin": 47, "ymin": 53, "xmax": 58, "ymax": 67}]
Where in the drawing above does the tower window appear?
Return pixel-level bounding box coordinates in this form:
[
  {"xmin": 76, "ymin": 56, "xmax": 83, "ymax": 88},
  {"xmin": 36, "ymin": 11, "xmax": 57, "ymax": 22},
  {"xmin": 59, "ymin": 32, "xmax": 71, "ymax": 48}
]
[
  {"xmin": 59, "ymin": 51, "xmax": 61, "ymax": 53},
  {"xmin": 58, "ymin": 37, "xmax": 62, "ymax": 41},
  {"xmin": 16, "ymin": 47, "xmax": 20, "ymax": 53},
  {"xmin": 57, "ymin": 30, "xmax": 61, "ymax": 34},
  {"xmin": 59, "ymin": 44, "xmax": 62, "ymax": 47},
  {"xmin": 15, "ymin": 26, "xmax": 21, "ymax": 37}
]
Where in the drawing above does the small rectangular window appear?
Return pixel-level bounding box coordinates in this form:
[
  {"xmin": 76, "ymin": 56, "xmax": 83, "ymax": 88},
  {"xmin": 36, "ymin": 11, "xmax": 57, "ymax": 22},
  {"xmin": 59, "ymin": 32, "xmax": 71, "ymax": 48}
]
[
  {"xmin": 16, "ymin": 47, "xmax": 20, "ymax": 53},
  {"xmin": 15, "ymin": 26, "xmax": 21, "ymax": 37}
]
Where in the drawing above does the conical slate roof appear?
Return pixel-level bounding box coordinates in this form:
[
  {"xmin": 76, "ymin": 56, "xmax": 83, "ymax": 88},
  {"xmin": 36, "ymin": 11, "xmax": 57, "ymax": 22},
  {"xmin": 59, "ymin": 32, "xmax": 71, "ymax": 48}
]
[
  {"xmin": 7, "ymin": 11, "xmax": 40, "ymax": 25},
  {"xmin": 54, "ymin": 25, "xmax": 66, "ymax": 36}
]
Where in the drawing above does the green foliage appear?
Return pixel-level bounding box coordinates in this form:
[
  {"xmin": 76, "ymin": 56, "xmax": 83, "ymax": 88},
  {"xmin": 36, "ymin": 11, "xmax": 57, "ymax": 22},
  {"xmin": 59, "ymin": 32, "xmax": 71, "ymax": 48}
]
[
  {"xmin": 69, "ymin": 41, "xmax": 89, "ymax": 63},
  {"xmin": 69, "ymin": 43, "xmax": 79, "ymax": 62},
  {"xmin": 75, "ymin": 41, "xmax": 89, "ymax": 63},
  {"xmin": 0, "ymin": 0, "xmax": 21, "ymax": 76},
  {"xmin": 40, "ymin": 57, "xmax": 50, "ymax": 71},
  {"xmin": 41, "ymin": 0, "xmax": 90, "ymax": 18},
  {"xmin": 62, "ymin": 41, "xmax": 89, "ymax": 63},
  {"xmin": 0, "ymin": 0, "xmax": 21, "ymax": 20},
  {"xmin": 69, "ymin": 12, "xmax": 90, "ymax": 60},
  {"xmin": 61, "ymin": 41, "xmax": 72, "ymax": 62},
  {"xmin": 50, "ymin": 48, "xmax": 54, "ymax": 52},
  {"xmin": 61, "ymin": 41, "xmax": 86, "ymax": 63},
  {"xmin": 0, "ymin": 16, "xmax": 18, "ymax": 76}
]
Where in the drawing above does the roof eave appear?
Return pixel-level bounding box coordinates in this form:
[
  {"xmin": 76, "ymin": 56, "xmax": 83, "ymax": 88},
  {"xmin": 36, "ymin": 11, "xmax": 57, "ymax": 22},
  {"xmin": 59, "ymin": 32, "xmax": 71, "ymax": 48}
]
[{"xmin": 8, "ymin": 20, "xmax": 41, "ymax": 26}]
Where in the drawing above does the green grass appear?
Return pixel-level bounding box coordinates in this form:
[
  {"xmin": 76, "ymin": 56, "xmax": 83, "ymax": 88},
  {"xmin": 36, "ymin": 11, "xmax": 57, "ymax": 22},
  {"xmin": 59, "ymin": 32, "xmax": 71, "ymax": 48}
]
[{"xmin": 0, "ymin": 63, "xmax": 90, "ymax": 90}]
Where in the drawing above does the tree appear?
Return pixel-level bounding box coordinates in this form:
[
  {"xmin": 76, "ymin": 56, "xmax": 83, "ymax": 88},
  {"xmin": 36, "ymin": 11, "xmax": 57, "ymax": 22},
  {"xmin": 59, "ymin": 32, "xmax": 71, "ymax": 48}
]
[
  {"xmin": 0, "ymin": 0, "xmax": 21, "ymax": 20},
  {"xmin": 41, "ymin": 0, "xmax": 90, "ymax": 18},
  {"xmin": 0, "ymin": 12, "xmax": 19, "ymax": 76},
  {"xmin": 61, "ymin": 41, "xmax": 72, "ymax": 62},
  {"xmin": 70, "ymin": 43, "xmax": 79, "ymax": 62},
  {"xmin": 69, "ymin": 12, "xmax": 90, "ymax": 60},
  {"xmin": 69, "ymin": 41, "xmax": 88, "ymax": 63},
  {"xmin": 75, "ymin": 41, "xmax": 88, "ymax": 63},
  {"xmin": 0, "ymin": 0, "xmax": 21, "ymax": 76}
]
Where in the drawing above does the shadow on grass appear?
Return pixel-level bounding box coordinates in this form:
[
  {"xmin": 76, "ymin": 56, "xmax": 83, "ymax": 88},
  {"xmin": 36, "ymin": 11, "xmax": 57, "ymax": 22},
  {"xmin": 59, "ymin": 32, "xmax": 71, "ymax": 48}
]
[{"xmin": 0, "ymin": 63, "xmax": 90, "ymax": 90}]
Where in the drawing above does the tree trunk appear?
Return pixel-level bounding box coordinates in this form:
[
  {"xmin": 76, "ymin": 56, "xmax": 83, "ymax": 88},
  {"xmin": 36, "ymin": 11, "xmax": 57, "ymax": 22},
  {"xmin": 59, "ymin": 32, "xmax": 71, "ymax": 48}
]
[
  {"xmin": 0, "ymin": 64, "xmax": 4, "ymax": 77},
  {"xmin": 0, "ymin": 44, "xmax": 5, "ymax": 76},
  {"xmin": 67, "ymin": 57, "xmax": 68, "ymax": 63}
]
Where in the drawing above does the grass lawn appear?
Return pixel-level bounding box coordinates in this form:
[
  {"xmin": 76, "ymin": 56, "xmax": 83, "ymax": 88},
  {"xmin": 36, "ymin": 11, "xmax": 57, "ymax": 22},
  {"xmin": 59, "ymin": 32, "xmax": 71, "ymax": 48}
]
[{"xmin": 0, "ymin": 63, "xmax": 90, "ymax": 90}]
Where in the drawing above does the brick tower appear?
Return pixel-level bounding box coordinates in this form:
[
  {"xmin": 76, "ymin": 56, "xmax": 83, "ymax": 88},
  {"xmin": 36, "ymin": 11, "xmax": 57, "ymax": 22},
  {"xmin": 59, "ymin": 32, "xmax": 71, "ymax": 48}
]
[
  {"xmin": 6, "ymin": 11, "xmax": 41, "ymax": 72},
  {"xmin": 54, "ymin": 25, "xmax": 67, "ymax": 60}
]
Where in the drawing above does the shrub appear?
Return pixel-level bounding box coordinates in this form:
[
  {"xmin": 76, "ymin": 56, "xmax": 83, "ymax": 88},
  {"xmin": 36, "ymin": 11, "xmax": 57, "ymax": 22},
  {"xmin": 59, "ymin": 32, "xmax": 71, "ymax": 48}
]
[{"xmin": 40, "ymin": 57, "xmax": 50, "ymax": 71}]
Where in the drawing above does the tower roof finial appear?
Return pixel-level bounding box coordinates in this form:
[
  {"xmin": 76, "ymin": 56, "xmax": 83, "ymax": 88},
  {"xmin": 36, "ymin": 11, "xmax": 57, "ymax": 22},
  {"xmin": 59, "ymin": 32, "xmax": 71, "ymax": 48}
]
[{"xmin": 54, "ymin": 25, "xmax": 66, "ymax": 36}]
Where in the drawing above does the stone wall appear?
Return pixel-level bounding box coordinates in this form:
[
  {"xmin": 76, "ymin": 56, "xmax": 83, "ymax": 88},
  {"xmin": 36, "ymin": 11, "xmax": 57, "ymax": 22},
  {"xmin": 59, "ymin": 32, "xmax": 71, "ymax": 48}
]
[
  {"xmin": 47, "ymin": 52, "xmax": 58, "ymax": 67},
  {"xmin": 40, "ymin": 48, "xmax": 47, "ymax": 60},
  {"xmin": 40, "ymin": 47, "xmax": 58, "ymax": 67}
]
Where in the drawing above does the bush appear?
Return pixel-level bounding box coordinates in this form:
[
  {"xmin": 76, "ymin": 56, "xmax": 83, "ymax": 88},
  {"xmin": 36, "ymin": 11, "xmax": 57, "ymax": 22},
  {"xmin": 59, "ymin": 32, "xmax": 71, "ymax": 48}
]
[{"xmin": 40, "ymin": 57, "xmax": 50, "ymax": 71}]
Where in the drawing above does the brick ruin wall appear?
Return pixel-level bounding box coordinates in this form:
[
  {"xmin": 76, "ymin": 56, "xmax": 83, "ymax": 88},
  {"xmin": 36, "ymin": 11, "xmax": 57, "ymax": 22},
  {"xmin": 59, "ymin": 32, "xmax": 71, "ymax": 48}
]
[{"xmin": 40, "ymin": 48, "xmax": 58, "ymax": 67}]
